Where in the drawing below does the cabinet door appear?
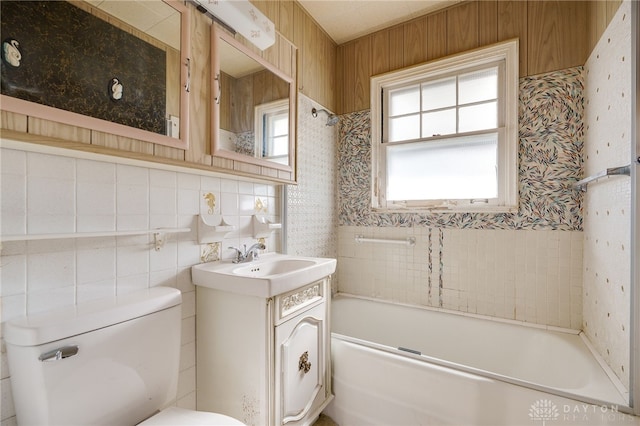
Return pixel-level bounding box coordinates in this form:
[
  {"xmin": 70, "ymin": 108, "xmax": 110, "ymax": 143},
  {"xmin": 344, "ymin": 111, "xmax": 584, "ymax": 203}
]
[{"xmin": 275, "ymin": 303, "xmax": 326, "ymax": 424}]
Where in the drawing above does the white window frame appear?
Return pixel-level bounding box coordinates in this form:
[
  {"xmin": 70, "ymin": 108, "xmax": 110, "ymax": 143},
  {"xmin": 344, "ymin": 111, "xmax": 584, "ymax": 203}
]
[
  {"xmin": 254, "ymin": 98, "xmax": 289, "ymax": 164},
  {"xmin": 371, "ymin": 39, "xmax": 519, "ymax": 213}
]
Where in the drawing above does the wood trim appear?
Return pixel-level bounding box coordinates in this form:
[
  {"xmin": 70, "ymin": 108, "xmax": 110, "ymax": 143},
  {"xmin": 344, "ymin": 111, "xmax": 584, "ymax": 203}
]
[
  {"xmin": 1, "ymin": 129, "xmax": 298, "ymax": 184},
  {"xmin": 369, "ymin": 40, "xmax": 520, "ymax": 212},
  {"xmin": 210, "ymin": 25, "xmax": 296, "ymax": 174},
  {"xmin": 0, "ymin": 111, "xmax": 27, "ymax": 133},
  {"xmin": 0, "ymin": 0, "xmax": 192, "ymax": 150},
  {"xmin": 0, "ymin": 94, "xmax": 188, "ymax": 149},
  {"xmin": 91, "ymin": 130, "xmax": 154, "ymax": 155},
  {"xmin": 28, "ymin": 117, "xmax": 91, "ymax": 144},
  {"xmin": 185, "ymin": 5, "xmax": 211, "ymax": 166}
]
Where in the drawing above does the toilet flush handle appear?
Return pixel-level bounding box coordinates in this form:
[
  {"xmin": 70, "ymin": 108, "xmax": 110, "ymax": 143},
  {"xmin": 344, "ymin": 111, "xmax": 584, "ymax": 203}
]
[{"xmin": 39, "ymin": 345, "xmax": 79, "ymax": 362}]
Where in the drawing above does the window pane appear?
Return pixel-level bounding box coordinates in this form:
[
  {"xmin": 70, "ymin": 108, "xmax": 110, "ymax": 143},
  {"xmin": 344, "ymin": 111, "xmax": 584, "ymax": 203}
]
[
  {"xmin": 272, "ymin": 115, "xmax": 288, "ymax": 135},
  {"xmin": 421, "ymin": 108, "xmax": 456, "ymax": 137},
  {"xmin": 386, "ymin": 133, "xmax": 498, "ymax": 200},
  {"xmin": 458, "ymin": 102, "xmax": 497, "ymax": 132},
  {"xmin": 389, "ymin": 86, "xmax": 420, "ymax": 116},
  {"xmin": 459, "ymin": 67, "xmax": 498, "ymax": 105},
  {"xmin": 421, "ymin": 76, "xmax": 456, "ymax": 111},
  {"xmin": 388, "ymin": 115, "xmax": 420, "ymax": 142},
  {"xmin": 271, "ymin": 136, "xmax": 288, "ymax": 156},
  {"xmin": 264, "ymin": 111, "xmax": 288, "ymax": 159}
]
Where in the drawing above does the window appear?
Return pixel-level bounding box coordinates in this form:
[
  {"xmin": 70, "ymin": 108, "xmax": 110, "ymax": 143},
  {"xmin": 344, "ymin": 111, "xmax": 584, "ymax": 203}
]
[
  {"xmin": 255, "ymin": 99, "xmax": 289, "ymax": 165},
  {"xmin": 371, "ymin": 40, "xmax": 519, "ymax": 212}
]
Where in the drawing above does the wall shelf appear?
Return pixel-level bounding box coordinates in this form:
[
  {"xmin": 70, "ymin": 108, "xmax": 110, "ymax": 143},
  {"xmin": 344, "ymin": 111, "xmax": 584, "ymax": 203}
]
[
  {"xmin": 1, "ymin": 228, "xmax": 191, "ymax": 251},
  {"xmin": 197, "ymin": 215, "xmax": 236, "ymax": 244},
  {"xmin": 252, "ymin": 215, "xmax": 282, "ymax": 238}
]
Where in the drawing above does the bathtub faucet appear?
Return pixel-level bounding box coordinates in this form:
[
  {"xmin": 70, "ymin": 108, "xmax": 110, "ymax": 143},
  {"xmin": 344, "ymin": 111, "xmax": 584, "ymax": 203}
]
[{"xmin": 228, "ymin": 242, "xmax": 266, "ymax": 263}]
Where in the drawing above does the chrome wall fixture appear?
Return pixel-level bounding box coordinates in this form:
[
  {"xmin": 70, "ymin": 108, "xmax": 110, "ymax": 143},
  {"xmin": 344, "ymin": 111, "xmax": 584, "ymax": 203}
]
[
  {"xmin": 354, "ymin": 235, "xmax": 416, "ymax": 247},
  {"xmin": 311, "ymin": 107, "xmax": 339, "ymax": 126},
  {"xmin": 573, "ymin": 164, "xmax": 631, "ymax": 191}
]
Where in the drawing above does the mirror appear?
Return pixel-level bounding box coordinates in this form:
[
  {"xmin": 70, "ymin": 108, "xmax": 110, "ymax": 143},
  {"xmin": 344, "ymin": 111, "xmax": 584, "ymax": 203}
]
[
  {"xmin": 0, "ymin": 0, "xmax": 190, "ymax": 149},
  {"xmin": 211, "ymin": 25, "xmax": 295, "ymax": 170}
]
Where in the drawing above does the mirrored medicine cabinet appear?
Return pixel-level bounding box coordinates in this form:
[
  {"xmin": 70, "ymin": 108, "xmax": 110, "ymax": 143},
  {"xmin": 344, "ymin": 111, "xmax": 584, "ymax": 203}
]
[
  {"xmin": 210, "ymin": 25, "xmax": 296, "ymax": 176},
  {"xmin": 0, "ymin": 0, "xmax": 190, "ymax": 149}
]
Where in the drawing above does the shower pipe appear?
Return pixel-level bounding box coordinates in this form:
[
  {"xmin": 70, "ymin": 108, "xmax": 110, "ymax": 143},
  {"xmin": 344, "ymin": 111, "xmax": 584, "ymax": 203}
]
[{"xmin": 311, "ymin": 107, "xmax": 339, "ymax": 126}]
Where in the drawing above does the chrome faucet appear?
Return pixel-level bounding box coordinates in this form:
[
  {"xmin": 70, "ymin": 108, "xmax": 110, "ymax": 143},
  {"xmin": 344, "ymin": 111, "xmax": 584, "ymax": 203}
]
[{"xmin": 228, "ymin": 242, "xmax": 266, "ymax": 263}]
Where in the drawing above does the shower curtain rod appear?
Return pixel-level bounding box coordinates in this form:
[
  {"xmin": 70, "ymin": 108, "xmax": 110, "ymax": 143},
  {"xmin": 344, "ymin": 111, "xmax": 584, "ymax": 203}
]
[{"xmin": 573, "ymin": 164, "xmax": 631, "ymax": 192}]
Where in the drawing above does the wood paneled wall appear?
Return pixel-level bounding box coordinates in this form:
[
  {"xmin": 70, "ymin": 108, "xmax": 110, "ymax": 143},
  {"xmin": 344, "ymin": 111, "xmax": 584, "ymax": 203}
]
[
  {"xmin": 252, "ymin": 1, "xmax": 337, "ymax": 112},
  {"xmin": 220, "ymin": 69, "xmax": 289, "ymax": 133},
  {"xmin": 588, "ymin": 0, "xmax": 623, "ymax": 52},
  {"xmin": 336, "ymin": 0, "xmax": 621, "ymax": 115}
]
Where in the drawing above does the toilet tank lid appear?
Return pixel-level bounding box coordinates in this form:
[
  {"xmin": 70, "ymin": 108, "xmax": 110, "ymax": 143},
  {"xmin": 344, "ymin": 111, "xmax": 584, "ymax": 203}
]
[{"xmin": 3, "ymin": 287, "xmax": 182, "ymax": 347}]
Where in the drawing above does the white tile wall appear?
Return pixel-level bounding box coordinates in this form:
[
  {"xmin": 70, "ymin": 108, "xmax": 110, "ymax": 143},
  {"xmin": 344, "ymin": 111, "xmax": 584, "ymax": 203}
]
[
  {"xmin": 27, "ymin": 154, "xmax": 76, "ymax": 234},
  {"xmin": 286, "ymin": 95, "xmax": 338, "ymax": 286},
  {"xmin": 582, "ymin": 0, "xmax": 632, "ymax": 389},
  {"xmin": 0, "ymin": 149, "xmax": 26, "ymax": 237},
  {"xmin": 0, "ymin": 146, "xmax": 280, "ymax": 425},
  {"xmin": 338, "ymin": 226, "xmax": 583, "ymax": 329}
]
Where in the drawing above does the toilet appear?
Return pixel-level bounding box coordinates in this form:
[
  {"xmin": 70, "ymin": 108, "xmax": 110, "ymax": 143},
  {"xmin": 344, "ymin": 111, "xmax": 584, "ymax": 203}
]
[{"xmin": 3, "ymin": 286, "xmax": 244, "ymax": 426}]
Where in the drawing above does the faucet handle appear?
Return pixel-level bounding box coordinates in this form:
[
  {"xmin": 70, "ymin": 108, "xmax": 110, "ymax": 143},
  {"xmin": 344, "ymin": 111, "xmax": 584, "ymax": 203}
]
[
  {"xmin": 228, "ymin": 246, "xmax": 244, "ymax": 263},
  {"xmin": 242, "ymin": 243, "xmax": 265, "ymax": 262}
]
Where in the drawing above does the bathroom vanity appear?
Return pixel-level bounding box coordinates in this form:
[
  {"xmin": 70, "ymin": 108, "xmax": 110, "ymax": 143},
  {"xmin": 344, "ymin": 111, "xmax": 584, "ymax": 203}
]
[{"xmin": 193, "ymin": 254, "xmax": 336, "ymax": 426}]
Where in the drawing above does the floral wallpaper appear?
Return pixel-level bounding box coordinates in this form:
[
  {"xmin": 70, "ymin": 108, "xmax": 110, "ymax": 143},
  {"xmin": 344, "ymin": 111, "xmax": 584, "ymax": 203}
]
[{"xmin": 338, "ymin": 67, "xmax": 584, "ymax": 231}]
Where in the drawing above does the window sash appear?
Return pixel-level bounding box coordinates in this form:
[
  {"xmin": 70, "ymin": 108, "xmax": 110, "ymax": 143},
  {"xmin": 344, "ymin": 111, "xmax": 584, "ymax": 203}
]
[
  {"xmin": 385, "ymin": 131, "xmax": 500, "ymax": 202},
  {"xmin": 370, "ymin": 39, "xmax": 519, "ymax": 213},
  {"xmin": 383, "ymin": 62, "xmax": 503, "ymax": 144}
]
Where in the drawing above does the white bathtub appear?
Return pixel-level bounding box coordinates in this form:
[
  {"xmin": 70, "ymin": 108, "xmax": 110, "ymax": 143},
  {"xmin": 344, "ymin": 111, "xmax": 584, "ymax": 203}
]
[{"xmin": 324, "ymin": 295, "xmax": 638, "ymax": 426}]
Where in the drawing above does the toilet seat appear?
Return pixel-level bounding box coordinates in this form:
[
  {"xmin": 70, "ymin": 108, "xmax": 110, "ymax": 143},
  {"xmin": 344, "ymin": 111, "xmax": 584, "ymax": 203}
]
[{"xmin": 138, "ymin": 407, "xmax": 246, "ymax": 426}]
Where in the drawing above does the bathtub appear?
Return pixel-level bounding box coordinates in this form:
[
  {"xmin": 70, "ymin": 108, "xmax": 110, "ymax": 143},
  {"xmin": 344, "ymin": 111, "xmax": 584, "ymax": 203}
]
[{"xmin": 324, "ymin": 295, "xmax": 637, "ymax": 426}]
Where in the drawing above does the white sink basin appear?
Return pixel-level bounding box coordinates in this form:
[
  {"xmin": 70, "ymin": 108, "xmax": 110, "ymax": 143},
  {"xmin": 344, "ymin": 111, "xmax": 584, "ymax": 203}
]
[{"xmin": 191, "ymin": 253, "xmax": 337, "ymax": 297}]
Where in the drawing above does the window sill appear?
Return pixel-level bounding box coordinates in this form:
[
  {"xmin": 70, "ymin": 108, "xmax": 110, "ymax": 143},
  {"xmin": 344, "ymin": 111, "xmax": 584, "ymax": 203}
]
[{"xmin": 372, "ymin": 204, "xmax": 519, "ymax": 214}]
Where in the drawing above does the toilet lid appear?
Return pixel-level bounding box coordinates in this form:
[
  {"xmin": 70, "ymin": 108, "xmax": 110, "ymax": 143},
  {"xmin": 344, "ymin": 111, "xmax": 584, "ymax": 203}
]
[{"xmin": 138, "ymin": 407, "xmax": 246, "ymax": 426}]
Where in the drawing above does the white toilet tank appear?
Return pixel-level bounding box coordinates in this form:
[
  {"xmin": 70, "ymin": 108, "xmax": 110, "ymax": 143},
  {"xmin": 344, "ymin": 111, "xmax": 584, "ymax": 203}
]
[{"xmin": 4, "ymin": 287, "xmax": 182, "ymax": 426}]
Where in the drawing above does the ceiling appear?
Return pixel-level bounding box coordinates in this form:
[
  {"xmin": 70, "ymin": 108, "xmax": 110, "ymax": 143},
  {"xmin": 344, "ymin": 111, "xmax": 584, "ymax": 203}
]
[
  {"xmin": 89, "ymin": 0, "xmax": 181, "ymax": 49},
  {"xmin": 297, "ymin": 0, "xmax": 461, "ymax": 45},
  {"xmin": 90, "ymin": 1, "xmax": 460, "ymax": 49}
]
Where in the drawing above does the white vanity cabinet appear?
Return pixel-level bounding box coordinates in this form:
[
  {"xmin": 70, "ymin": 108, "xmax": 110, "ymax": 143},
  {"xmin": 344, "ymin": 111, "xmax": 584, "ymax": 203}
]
[{"xmin": 196, "ymin": 277, "xmax": 332, "ymax": 426}]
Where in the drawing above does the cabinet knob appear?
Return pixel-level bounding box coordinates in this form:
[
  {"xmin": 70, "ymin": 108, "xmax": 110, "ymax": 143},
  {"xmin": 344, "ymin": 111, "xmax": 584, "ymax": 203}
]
[{"xmin": 298, "ymin": 351, "xmax": 311, "ymax": 374}]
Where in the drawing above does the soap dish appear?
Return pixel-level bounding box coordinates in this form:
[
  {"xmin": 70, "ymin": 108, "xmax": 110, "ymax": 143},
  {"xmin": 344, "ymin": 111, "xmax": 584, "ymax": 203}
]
[
  {"xmin": 252, "ymin": 215, "xmax": 282, "ymax": 238},
  {"xmin": 198, "ymin": 214, "xmax": 235, "ymax": 244}
]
